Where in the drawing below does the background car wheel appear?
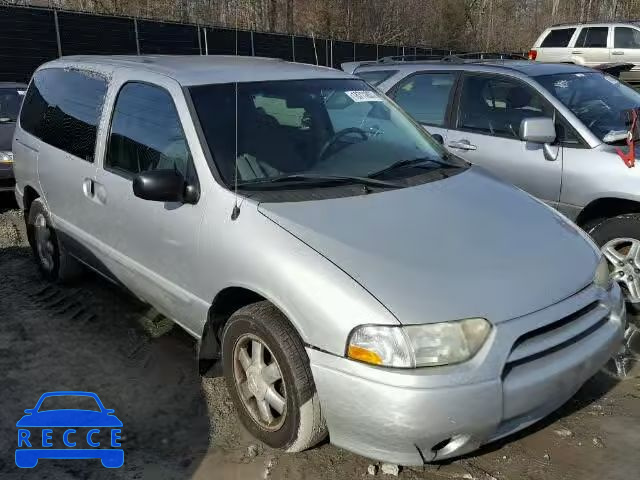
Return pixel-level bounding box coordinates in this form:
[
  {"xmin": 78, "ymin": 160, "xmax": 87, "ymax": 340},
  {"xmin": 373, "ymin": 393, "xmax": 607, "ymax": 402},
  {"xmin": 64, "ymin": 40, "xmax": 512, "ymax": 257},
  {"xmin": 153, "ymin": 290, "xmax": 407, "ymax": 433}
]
[
  {"xmin": 588, "ymin": 214, "xmax": 640, "ymax": 308},
  {"xmin": 27, "ymin": 198, "xmax": 82, "ymax": 283},
  {"xmin": 222, "ymin": 301, "xmax": 327, "ymax": 452}
]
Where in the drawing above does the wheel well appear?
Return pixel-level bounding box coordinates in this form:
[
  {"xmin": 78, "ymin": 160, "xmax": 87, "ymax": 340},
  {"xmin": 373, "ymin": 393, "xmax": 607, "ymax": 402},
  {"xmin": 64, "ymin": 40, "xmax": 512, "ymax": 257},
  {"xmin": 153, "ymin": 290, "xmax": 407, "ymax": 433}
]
[
  {"xmin": 575, "ymin": 198, "xmax": 640, "ymax": 230},
  {"xmin": 199, "ymin": 287, "xmax": 265, "ymax": 376},
  {"xmin": 22, "ymin": 185, "xmax": 39, "ymax": 215}
]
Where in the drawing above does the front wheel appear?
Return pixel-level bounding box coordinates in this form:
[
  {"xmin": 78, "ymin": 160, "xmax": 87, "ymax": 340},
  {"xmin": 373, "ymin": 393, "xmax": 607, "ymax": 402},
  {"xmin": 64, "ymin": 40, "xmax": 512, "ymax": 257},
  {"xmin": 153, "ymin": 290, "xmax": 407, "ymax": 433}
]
[
  {"xmin": 222, "ymin": 301, "xmax": 326, "ymax": 452},
  {"xmin": 588, "ymin": 214, "xmax": 640, "ymax": 305}
]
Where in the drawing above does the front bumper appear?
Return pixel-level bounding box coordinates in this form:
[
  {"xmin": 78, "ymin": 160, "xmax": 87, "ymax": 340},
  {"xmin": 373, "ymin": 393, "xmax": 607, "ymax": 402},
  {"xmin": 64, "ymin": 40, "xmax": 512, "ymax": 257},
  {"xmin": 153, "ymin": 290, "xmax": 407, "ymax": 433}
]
[
  {"xmin": 0, "ymin": 161, "xmax": 15, "ymax": 192},
  {"xmin": 309, "ymin": 284, "xmax": 625, "ymax": 466}
]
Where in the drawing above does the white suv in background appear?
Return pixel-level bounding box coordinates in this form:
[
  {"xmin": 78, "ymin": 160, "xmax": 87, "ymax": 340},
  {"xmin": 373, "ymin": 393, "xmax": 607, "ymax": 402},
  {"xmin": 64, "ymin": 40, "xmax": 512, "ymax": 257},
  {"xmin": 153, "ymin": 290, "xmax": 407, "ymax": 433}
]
[{"xmin": 530, "ymin": 22, "xmax": 640, "ymax": 86}]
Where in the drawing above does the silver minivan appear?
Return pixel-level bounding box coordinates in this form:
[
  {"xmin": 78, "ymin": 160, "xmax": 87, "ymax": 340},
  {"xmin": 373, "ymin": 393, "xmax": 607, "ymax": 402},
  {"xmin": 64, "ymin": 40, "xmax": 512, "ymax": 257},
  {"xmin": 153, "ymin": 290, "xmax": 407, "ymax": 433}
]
[{"xmin": 13, "ymin": 55, "xmax": 625, "ymax": 466}]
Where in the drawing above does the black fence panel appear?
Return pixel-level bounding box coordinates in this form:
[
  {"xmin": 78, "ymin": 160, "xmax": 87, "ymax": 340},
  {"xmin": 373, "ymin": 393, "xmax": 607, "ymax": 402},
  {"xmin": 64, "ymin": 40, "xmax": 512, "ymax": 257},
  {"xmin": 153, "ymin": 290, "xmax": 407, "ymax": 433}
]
[
  {"xmin": 379, "ymin": 45, "xmax": 400, "ymax": 58},
  {"xmin": 58, "ymin": 12, "xmax": 137, "ymax": 56},
  {"xmin": 205, "ymin": 28, "xmax": 252, "ymax": 56},
  {"xmin": 0, "ymin": 6, "xmax": 58, "ymax": 82},
  {"xmin": 355, "ymin": 43, "xmax": 377, "ymax": 61},
  {"xmin": 332, "ymin": 41, "xmax": 354, "ymax": 68},
  {"xmin": 253, "ymin": 32, "xmax": 293, "ymax": 61},
  {"xmin": 138, "ymin": 20, "xmax": 200, "ymax": 55}
]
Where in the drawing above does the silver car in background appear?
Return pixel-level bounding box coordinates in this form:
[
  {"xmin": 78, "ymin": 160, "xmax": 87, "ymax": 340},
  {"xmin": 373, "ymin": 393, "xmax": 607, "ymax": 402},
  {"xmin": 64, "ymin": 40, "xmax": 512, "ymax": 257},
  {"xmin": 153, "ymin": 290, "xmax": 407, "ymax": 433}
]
[
  {"xmin": 352, "ymin": 59, "xmax": 640, "ymax": 308},
  {"xmin": 13, "ymin": 56, "xmax": 624, "ymax": 466},
  {"xmin": 0, "ymin": 82, "xmax": 27, "ymax": 192}
]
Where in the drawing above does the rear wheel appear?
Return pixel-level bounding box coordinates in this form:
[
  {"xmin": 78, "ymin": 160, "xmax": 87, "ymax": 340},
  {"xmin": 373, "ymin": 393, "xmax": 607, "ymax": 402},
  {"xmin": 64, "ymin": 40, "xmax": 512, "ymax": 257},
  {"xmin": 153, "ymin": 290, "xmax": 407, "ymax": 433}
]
[
  {"xmin": 222, "ymin": 301, "xmax": 326, "ymax": 452},
  {"xmin": 27, "ymin": 198, "xmax": 82, "ymax": 283}
]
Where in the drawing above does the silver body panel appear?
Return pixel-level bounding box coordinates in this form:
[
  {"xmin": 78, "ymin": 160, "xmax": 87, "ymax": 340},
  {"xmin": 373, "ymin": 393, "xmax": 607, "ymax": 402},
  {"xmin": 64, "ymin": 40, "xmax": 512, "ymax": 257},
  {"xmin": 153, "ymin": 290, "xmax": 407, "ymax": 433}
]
[
  {"xmin": 366, "ymin": 61, "xmax": 640, "ymax": 221},
  {"xmin": 13, "ymin": 56, "xmax": 625, "ymax": 465}
]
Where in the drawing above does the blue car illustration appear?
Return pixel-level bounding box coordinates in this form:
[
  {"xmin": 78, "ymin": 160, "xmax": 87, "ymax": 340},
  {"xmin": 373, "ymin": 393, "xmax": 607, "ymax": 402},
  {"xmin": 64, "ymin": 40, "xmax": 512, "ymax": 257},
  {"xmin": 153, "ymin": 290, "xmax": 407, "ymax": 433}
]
[{"xmin": 15, "ymin": 391, "xmax": 123, "ymax": 468}]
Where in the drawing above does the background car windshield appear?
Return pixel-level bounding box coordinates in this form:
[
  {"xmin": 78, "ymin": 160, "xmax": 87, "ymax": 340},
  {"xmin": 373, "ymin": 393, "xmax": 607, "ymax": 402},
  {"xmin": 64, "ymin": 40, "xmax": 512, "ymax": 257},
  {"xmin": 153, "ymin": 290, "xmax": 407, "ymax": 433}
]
[
  {"xmin": 536, "ymin": 72, "xmax": 640, "ymax": 142},
  {"xmin": 0, "ymin": 87, "xmax": 24, "ymax": 122},
  {"xmin": 38, "ymin": 395, "xmax": 101, "ymax": 412},
  {"xmin": 189, "ymin": 79, "xmax": 451, "ymax": 185}
]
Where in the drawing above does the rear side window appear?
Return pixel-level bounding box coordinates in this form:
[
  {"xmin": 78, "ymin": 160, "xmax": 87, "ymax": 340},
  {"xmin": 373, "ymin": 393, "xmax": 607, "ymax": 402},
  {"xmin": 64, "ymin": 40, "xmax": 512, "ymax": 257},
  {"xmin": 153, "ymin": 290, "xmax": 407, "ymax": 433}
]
[
  {"xmin": 391, "ymin": 72, "xmax": 456, "ymax": 127},
  {"xmin": 575, "ymin": 27, "xmax": 609, "ymax": 48},
  {"xmin": 355, "ymin": 70, "xmax": 396, "ymax": 86},
  {"xmin": 20, "ymin": 68, "xmax": 107, "ymax": 162},
  {"xmin": 541, "ymin": 28, "xmax": 576, "ymax": 47},
  {"xmin": 105, "ymin": 82, "xmax": 192, "ymax": 178},
  {"xmin": 614, "ymin": 27, "xmax": 640, "ymax": 49}
]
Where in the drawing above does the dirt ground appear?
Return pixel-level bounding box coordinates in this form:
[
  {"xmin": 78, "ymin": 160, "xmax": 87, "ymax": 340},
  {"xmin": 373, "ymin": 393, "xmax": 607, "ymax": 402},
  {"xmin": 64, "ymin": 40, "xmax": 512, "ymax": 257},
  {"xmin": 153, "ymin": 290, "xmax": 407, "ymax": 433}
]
[{"xmin": 1, "ymin": 191, "xmax": 639, "ymax": 480}]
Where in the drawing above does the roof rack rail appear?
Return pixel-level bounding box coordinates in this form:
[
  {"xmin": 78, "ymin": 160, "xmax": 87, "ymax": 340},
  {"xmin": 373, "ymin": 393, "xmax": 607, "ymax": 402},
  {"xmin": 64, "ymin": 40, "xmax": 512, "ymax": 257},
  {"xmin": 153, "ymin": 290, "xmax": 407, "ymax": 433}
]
[
  {"xmin": 551, "ymin": 19, "xmax": 640, "ymax": 27},
  {"xmin": 442, "ymin": 52, "xmax": 526, "ymax": 62},
  {"xmin": 377, "ymin": 54, "xmax": 450, "ymax": 63}
]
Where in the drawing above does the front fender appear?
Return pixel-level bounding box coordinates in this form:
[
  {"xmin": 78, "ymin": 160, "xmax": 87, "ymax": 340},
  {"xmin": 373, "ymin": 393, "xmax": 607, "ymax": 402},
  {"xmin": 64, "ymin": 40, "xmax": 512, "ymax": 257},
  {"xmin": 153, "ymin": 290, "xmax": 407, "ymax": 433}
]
[{"xmin": 197, "ymin": 199, "xmax": 399, "ymax": 356}]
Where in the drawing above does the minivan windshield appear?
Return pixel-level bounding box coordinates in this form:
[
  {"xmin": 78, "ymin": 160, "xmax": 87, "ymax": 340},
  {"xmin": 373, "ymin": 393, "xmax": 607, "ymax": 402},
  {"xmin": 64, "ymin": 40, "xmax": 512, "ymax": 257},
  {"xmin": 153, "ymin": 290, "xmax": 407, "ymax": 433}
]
[
  {"xmin": 189, "ymin": 79, "xmax": 463, "ymax": 188},
  {"xmin": 536, "ymin": 72, "xmax": 640, "ymax": 143},
  {"xmin": 0, "ymin": 87, "xmax": 25, "ymax": 123}
]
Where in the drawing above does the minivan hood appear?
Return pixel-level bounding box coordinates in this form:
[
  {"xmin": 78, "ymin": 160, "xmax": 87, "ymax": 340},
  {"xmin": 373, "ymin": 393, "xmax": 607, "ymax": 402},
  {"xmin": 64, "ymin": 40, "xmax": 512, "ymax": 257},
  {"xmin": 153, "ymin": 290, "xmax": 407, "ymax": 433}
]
[{"xmin": 258, "ymin": 168, "xmax": 599, "ymax": 325}]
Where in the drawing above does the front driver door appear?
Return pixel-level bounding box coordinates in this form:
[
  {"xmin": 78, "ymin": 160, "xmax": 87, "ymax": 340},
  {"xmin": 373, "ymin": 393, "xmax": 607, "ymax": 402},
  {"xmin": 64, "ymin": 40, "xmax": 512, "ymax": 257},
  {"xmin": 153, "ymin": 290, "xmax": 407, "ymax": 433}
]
[{"xmin": 446, "ymin": 73, "xmax": 562, "ymax": 205}]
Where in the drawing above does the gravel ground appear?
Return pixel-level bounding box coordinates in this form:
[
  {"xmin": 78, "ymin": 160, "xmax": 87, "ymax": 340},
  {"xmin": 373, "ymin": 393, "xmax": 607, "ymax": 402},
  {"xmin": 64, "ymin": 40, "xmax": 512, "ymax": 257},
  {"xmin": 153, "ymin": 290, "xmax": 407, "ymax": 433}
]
[{"xmin": 1, "ymin": 191, "xmax": 639, "ymax": 480}]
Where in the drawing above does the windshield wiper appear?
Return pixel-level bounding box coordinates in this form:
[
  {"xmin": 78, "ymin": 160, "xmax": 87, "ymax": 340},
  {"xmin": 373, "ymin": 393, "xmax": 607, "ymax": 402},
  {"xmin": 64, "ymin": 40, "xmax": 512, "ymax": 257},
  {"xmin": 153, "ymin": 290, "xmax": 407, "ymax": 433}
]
[
  {"xmin": 237, "ymin": 173, "xmax": 402, "ymax": 190},
  {"xmin": 368, "ymin": 156, "xmax": 457, "ymax": 179}
]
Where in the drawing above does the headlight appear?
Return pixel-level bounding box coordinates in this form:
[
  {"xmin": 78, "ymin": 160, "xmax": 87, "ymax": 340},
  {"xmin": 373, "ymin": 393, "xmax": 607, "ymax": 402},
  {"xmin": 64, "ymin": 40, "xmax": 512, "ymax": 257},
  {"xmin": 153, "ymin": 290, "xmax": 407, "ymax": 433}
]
[
  {"xmin": 594, "ymin": 256, "xmax": 613, "ymax": 290},
  {"xmin": 347, "ymin": 318, "xmax": 491, "ymax": 368},
  {"xmin": 0, "ymin": 151, "xmax": 13, "ymax": 163}
]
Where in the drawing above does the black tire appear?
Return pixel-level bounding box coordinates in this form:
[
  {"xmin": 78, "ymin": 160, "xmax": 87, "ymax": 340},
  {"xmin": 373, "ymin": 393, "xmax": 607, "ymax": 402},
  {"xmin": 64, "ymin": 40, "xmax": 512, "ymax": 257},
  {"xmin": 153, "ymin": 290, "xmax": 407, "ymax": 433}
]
[
  {"xmin": 27, "ymin": 198, "xmax": 83, "ymax": 283},
  {"xmin": 588, "ymin": 213, "xmax": 640, "ymax": 309},
  {"xmin": 222, "ymin": 301, "xmax": 326, "ymax": 452}
]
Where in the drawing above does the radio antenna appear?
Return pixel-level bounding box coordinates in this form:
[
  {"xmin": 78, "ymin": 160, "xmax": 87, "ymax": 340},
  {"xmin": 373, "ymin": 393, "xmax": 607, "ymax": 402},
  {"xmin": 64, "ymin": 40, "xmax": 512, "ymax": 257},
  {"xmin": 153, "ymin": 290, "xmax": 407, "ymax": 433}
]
[
  {"xmin": 231, "ymin": 2, "xmax": 241, "ymax": 220},
  {"xmin": 312, "ymin": 32, "xmax": 319, "ymax": 65}
]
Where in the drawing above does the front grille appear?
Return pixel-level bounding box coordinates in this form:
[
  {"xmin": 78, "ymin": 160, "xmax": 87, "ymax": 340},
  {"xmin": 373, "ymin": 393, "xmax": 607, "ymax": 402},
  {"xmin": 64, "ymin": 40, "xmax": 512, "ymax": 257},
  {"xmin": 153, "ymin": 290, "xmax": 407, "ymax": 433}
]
[{"xmin": 503, "ymin": 301, "xmax": 609, "ymax": 377}]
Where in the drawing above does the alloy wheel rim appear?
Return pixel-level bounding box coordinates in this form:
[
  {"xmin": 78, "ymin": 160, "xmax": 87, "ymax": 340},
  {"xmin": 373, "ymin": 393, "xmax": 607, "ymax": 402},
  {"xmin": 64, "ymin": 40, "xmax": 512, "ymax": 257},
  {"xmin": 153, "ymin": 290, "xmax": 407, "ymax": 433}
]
[
  {"xmin": 232, "ymin": 334, "xmax": 287, "ymax": 431},
  {"xmin": 34, "ymin": 213, "xmax": 55, "ymax": 272},
  {"xmin": 602, "ymin": 237, "xmax": 640, "ymax": 303}
]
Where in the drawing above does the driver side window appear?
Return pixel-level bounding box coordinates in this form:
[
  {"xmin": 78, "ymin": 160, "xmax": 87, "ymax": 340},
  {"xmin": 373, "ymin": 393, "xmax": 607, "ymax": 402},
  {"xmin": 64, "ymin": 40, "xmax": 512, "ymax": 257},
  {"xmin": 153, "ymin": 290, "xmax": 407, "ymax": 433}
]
[{"xmin": 456, "ymin": 75, "xmax": 552, "ymax": 139}]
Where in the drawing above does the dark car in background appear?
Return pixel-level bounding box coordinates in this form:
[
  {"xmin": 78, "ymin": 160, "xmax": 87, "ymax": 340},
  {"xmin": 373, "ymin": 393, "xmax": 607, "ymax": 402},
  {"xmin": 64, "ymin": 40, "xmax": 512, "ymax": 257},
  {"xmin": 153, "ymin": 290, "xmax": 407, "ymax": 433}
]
[{"xmin": 0, "ymin": 83, "xmax": 27, "ymax": 192}]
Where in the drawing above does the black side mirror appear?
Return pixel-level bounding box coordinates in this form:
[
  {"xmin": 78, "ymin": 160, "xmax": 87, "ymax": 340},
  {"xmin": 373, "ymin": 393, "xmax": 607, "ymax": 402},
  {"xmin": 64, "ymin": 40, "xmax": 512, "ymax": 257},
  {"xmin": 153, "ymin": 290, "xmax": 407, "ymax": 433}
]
[
  {"xmin": 431, "ymin": 133, "xmax": 444, "ymax": 145},
  {"xmin": 133, "ymin": 169, "xmax": 199, "ymax": 204}
]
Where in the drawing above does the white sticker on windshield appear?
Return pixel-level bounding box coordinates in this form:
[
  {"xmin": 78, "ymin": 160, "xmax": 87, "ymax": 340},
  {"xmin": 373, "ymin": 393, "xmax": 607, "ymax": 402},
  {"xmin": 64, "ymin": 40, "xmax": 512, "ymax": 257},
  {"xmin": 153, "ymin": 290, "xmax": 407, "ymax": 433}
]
[
  {"xmin": 17, "ymin": 90, "xmax": 25, "ymax": 96},
  {"xmin": 345, "ymin": 90, "xmax": 383, "ymax": 102},
  {"xmin": 554, "ymin": 80, "xmax": 569, "ymax": 89}
]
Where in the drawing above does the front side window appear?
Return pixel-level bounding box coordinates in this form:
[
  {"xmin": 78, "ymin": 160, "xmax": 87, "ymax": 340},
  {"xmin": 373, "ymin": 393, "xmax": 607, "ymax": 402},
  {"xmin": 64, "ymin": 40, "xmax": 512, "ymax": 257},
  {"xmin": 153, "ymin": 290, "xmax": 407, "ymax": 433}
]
[
  {"xmin": 575, "ymin": 27, "xmax": 609, "ymax": 48},
  {"xmin": 188, "ymin": 79, "xmax": 464, "ymax": 187},
  {"xmin": 456, "ymin": 75, "xmax": 552, "ymax": 138},
  {"xmin": 391, "ymin": 72, "xmax": 456, "ymax": 127},
  {"xmin": 536, "ymin": 71, "xmax": 640, "ymax": 143},
  {"xmin": 19, "ymin": 68, "xmax": 107, "ymax": 162},
  {"xmin": 106, "ymin": 82, "xmax": 192, "ymax": 177},
  {"xmin": 541, "ymin": 28, "xmax": 576, "ymax": 48},
  {"xmin": 614, "ymin": 27, "xmax": 640, "ymax": 49}
]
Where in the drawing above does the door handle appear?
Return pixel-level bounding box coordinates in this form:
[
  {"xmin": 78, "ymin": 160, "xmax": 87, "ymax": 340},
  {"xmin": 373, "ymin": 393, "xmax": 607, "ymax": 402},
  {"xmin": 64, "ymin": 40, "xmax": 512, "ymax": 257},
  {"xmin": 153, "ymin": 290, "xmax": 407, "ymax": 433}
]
[
  {"xmin": 82, "ymin": 178, "xmax": 95, "ymax": 198},
  {"xmin": 612, "ymin": 51, "xmax": 625, "ymax": 55},
  {"xmin": 572, "ymin": 50, "xmax": 583, "ymax": 54},
  {"xmin": 448, "ymin": 140, "xmax": 477, "ymax": 151},
  {"xmin": 82, "ymin": 178, "xmax": 107, "ymax": 204}
]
